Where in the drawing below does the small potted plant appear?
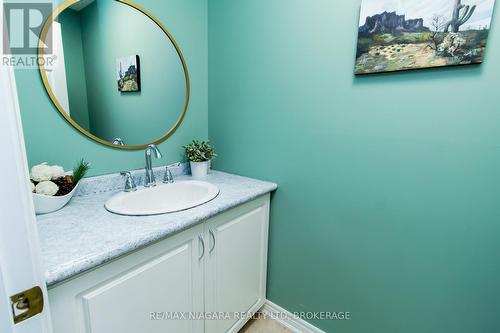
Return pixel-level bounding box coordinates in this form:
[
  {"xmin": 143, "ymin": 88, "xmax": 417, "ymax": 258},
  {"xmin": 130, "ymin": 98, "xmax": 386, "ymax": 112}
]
[
  {"xmin": 30, "ymin": 159, "xmax": 90, "ymax": 214},
  {"xmin": 184, "ymin": 140, "xmax": 217, "ymax": 179}
]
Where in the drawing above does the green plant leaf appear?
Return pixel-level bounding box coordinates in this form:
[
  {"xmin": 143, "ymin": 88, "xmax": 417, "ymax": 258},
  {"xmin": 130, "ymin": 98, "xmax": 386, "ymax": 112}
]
[{"xmin": 183, "ymin": 140, "xmax": 217, "ymax": 162}]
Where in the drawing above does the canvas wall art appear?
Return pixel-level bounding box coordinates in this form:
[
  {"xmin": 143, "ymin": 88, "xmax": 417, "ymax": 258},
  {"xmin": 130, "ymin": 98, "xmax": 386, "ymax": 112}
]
[
  {"xmin": 355, "ymin": 0, "xmax": 496, "ymax": 74},
  {"xmin": 117, "ymin": 55, "xmax": 141, "ymax": 92}
]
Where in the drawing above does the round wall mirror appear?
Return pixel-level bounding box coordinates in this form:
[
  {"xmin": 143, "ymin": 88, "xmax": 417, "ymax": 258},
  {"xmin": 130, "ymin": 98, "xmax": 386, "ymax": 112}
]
[{"xmin": 38, "ymin": 0, "xmax": 190, "ymax": 149}]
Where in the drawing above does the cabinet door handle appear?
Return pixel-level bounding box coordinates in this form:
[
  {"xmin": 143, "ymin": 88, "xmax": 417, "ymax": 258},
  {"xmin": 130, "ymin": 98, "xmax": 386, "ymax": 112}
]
[
  {"xmin": 209, "ymin": 229, "xmax": 216, "ymax": 254},
  {"xmin": 198, "ymin": 235, "xmax": 205, "ymax": 260}
]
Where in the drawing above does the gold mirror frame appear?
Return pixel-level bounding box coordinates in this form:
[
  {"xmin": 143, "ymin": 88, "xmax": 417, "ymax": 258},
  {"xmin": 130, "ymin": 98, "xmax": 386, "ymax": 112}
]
[{"xmin": 38, "ymin": 0, "xmax": 190, "ymax": 150}]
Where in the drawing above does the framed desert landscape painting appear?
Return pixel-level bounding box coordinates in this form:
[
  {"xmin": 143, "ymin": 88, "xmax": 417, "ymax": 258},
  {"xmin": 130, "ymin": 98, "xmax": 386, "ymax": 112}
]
[
  {"xmin": 355, "ymin": 0, "xmax": 497, "ymax": 74},
  {"xmin": 117, "ymin": 55, "xmax": 141, "ymax": 92}
]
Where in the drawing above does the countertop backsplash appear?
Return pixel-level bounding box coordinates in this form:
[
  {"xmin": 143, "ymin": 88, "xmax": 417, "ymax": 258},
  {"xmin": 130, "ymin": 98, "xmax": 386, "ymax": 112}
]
[{"xmin": 75, "ymin": 163, "xmax": 190, "ymax": 197}]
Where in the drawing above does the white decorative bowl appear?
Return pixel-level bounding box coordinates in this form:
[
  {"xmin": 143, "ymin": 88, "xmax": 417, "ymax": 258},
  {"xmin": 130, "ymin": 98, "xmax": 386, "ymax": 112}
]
[{"xmin": 32, "ymin": 183, "xmax": 79, "ymax": 215}]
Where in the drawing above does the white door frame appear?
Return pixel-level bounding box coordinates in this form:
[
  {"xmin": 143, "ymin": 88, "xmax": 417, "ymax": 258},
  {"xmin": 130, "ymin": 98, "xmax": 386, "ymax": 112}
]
[
  {"xmin": 0, "ymin": 266, "xmax": 14, "ymax": 333},
  {"xmin": 0, "ymin": 1, "xmax": 53, "ymax": 332}
]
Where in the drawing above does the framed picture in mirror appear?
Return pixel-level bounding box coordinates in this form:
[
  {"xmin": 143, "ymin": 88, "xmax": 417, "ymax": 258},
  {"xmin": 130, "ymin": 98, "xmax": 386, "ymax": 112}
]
[{"xmin": 117, "ymin": 55, "xmax": 141, "ymax": 92}]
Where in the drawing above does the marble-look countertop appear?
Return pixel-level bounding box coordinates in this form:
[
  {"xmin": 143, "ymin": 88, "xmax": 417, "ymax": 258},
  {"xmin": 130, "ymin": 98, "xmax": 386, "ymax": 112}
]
[{"xmin": 37, "ymin": 170, "xmax": 277, "ymax": 287}]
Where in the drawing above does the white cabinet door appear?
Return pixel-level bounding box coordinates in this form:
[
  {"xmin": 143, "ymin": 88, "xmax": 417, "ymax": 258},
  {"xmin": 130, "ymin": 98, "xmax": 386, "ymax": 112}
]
[
  {"xmin": 49, "ymin": 195, "xmax": 272, "ymax": 333},
  {"xmin": 49, "ymin": 225, "xmax": 204, "ymax": 333},
  {"xmin": 205, "ymin": 195, "xmax": 270, "ymax": 333}
]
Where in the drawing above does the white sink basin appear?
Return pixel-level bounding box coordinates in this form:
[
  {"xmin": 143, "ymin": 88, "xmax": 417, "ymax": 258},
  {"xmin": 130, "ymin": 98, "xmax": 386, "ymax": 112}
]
[{"xmin": 105, "ymin": 180, "xmax": 220, "ymax": 216}]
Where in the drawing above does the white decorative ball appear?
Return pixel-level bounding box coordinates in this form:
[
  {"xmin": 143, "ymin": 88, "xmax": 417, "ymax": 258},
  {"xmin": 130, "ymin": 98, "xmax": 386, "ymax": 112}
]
[
  {"xmin": 31, "ymin": 163, "xmax": 66, "ymax": 182},
  {"xmin": 35, "ymin": 181, "xmax": 59, "ymax": 196},
  {"xmin": 31, "ymin": 163, "xmax": 53, "ymax": 182},
  {"xmin": 50, "ymin": 165, "xmax": 65, "ymax": 180}
]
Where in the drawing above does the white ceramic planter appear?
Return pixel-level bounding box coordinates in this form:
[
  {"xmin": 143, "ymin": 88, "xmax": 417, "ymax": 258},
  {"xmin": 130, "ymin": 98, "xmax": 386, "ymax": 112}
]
[
  {"xmin": 190, "ymin": 161, "xmax": 210, "ymax": 179},
  {"xmin": 32, "ymin": 183, "xmax": 79, "ymax": 215}
]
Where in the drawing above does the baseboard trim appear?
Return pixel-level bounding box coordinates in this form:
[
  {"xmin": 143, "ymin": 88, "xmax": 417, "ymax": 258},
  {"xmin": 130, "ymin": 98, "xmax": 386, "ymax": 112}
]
[{"xmin": 260, "ymin": 300, "xmax": 326, "ymax": 333}]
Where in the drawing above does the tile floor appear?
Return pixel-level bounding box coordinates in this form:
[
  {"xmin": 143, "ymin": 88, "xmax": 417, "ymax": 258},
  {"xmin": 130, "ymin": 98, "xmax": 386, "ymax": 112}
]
[{"xmin": 239, "ymin": 317, "xmax": 291, "ymax": 333}]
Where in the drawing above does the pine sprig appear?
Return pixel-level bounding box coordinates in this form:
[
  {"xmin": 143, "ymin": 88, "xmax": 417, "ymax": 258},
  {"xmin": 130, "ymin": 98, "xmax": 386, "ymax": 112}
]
[{"xmin": 73, "ymin": 158, "xmax": 90, "ymax": 184}]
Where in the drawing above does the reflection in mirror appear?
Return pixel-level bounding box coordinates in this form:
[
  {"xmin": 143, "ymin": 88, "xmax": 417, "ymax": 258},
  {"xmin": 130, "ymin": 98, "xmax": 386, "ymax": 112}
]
[{"xmin": 40, "ymin": 0, "xmax": 189, "ymax": 148}]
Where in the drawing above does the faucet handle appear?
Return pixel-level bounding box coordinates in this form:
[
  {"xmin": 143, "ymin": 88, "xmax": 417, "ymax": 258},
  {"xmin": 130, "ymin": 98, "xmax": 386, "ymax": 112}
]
[
  {"xmin": 112, "ymin": 138, "xmax": 125, "ymax": 146},
  {"xmin": 163, "ymin": 162, "xmax": 181, "ymax": 184},
  {"xmin": 120, "ymin": 171, "xmax": 137, "ymax": 192}
]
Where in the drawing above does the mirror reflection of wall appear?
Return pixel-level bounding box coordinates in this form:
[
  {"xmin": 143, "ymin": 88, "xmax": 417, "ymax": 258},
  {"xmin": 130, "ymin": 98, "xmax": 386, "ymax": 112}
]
[{"xmin": 46, "ymin": 0, "xmax": 188, "ymax": 147}]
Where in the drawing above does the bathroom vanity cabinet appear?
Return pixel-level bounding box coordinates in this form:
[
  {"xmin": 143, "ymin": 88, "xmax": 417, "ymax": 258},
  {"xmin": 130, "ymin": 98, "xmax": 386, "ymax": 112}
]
[{"xmin": 48, "ymin": 194, "xmax": 270, "ymax": 333}]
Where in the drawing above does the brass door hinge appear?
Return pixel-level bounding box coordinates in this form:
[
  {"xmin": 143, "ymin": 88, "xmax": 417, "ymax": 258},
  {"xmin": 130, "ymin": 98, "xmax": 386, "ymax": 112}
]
[{"xmin": 10, "ymin": 286, "xmax": 44, "ymax": 324}]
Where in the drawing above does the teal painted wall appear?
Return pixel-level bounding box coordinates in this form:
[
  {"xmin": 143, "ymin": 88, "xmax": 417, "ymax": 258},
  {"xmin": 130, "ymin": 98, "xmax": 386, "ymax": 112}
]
[
  {"xmin": 17, "ymin": 0, "xmax": 207, "ymax": 176},
  {"xmin": 208, "ymin": 1, "xmax": 500, "ymax": 332},
  {"xmin": 59, "ymin": 10, "xmax": 90, "ymax": 132}
]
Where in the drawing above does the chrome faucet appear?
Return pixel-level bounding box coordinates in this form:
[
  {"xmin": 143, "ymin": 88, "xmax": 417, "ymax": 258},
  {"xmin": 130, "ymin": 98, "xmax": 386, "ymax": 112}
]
[
  {"xmin": 144, "ymin": 144, "xmax": 162, "ymax": 187},
  {"xmin": 112, "ymin": 138, "xmax": 125, "ymax": 146}
]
